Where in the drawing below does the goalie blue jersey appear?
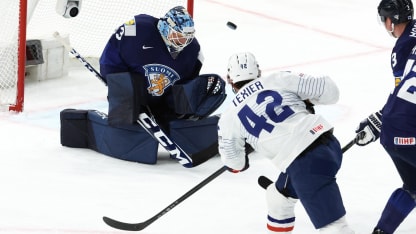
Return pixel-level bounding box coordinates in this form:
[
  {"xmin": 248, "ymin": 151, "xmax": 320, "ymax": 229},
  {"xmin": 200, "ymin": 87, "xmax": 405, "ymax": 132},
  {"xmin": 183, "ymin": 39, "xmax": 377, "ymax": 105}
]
[
  {"xmin": 381, "ymin": 46, "xmax": 416, "ymax": 148},
  {"xmin": 99, "ymin": 14, "xmax": 203, "ymax": 101},
  {"xmin": 391, "ymin": 20, "xmax": 416, "ymax": 86}
]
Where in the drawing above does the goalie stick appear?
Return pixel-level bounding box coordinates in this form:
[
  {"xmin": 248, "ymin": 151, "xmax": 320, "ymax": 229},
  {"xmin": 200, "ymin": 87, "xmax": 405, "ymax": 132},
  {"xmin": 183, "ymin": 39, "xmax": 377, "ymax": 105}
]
[
  {"xmin": 53, "ymin": 31, "xmax": 212, "ymax": 168},
  {"xmin": 258, "ymin": 138, "xmax": 357, "ymax": 190},
  {"xmin": 103, "ymin": 166, "xmax": 228, "ymax": 231},
  {"xmin": 137, "ymin": 112, "xmax": 193, "ymax": 168}
]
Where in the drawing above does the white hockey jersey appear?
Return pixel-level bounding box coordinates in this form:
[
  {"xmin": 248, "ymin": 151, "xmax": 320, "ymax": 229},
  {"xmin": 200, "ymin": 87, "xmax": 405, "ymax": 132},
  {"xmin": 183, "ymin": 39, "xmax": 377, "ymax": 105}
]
[{"xmin": 218, "ymin": 71, "xmax": 339, "ymax": 172}]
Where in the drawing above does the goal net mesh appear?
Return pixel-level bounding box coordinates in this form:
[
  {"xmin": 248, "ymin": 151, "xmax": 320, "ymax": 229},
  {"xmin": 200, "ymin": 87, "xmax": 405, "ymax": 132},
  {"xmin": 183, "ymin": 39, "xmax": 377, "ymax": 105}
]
[{"xmin": 0, "ymin": 0, "xmax": 190, "ymax": 112}]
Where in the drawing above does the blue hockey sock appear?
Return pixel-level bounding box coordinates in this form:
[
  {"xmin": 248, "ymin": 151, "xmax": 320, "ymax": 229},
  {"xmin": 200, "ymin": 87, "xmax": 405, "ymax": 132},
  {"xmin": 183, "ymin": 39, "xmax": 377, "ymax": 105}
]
[{"xmin": 375, "ymin": 188, "xmax": 416, "ymax": 233}]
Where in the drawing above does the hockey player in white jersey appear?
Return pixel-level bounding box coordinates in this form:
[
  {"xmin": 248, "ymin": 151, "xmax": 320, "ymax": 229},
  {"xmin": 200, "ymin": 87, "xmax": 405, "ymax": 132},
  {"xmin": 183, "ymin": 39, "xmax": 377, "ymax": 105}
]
[{"xmin": 218, "ymin": 52, "xmax": 354, "ymax": 233}]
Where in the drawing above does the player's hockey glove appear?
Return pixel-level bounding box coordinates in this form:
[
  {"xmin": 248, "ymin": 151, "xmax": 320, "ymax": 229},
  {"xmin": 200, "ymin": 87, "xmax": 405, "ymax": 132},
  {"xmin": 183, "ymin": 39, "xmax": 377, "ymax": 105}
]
[
  {"xmin": 304, "ymin": 100, "xmax": 315, "ymax": 114},
  {"xmin": 355, "ymin": 111, "xmax": 382, "ymax": 146},
  {"xmin": 226, "ymin": 154, "xmax": 249, "ymax": 173},
  {"xmin": 226, "ymin": 143, "xmax": 252, "ymax": 173}
]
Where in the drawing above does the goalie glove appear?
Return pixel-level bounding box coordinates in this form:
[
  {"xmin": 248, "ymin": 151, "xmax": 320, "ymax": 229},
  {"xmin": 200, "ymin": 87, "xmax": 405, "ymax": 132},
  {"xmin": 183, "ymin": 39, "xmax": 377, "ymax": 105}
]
[{"xmin": 355, "ymin": 111, "xmax": 382, "ymax": 146}]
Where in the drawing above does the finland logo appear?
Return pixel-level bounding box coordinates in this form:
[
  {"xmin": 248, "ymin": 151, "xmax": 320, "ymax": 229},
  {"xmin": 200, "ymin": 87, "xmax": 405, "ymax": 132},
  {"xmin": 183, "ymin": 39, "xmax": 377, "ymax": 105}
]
[{"xmin": 143, "ymin": 64, "xmax": 180, "ymax": 96}]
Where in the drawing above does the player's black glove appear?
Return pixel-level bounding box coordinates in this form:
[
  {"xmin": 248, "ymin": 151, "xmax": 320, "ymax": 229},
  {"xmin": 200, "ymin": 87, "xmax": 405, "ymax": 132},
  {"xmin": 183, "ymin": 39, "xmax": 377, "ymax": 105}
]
[
  {"xmin": 355, "ymin": 111, "xmax": 382, "ymax": 146},
  {"xmin": 304, "ymin": 100, "xmax": 315, "ymax": 114}
]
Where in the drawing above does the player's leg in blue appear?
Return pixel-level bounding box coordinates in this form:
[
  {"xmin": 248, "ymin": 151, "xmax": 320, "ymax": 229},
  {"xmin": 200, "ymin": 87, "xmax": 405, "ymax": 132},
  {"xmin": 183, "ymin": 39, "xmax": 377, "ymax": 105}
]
[
  {"xmin": 372, "ymin": 147, "xmax": 416, "ymax": 234},
  {"xmin": 286, "ymin": 133, "xmax": 354, "ymax": 233},
  {"xmin": 372, "ymin": 188, "xmax": 415, "ymax": 234}
]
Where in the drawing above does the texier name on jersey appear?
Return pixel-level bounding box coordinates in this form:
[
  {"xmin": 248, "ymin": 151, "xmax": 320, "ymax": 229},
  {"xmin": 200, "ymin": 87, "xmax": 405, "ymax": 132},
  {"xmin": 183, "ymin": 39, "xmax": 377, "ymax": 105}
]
[{"xmin": 232, "ymin": 81, "xmax": 264, "ymax": 107}]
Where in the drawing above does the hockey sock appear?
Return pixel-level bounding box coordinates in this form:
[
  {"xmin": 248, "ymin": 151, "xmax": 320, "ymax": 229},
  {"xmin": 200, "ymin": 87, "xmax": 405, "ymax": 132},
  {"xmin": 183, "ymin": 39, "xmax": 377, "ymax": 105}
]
[
  {"xmin": 266, "ymin": 184, "xmax": 297, "ymax": 233},
  {"xmin": 267, "ymin": 216, "xmax": 295, "ymax": 233},
  {"xmin": 375, "ymin": 188, "xmax": 416, "ymax": 233}
]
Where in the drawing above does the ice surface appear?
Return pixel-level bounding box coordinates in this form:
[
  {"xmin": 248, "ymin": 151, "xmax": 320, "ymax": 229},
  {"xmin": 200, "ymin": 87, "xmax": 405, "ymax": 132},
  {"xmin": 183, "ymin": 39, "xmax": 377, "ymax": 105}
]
[{"xmin": 0, "ymin": 0, "xmax": 415, "ymax": 233}]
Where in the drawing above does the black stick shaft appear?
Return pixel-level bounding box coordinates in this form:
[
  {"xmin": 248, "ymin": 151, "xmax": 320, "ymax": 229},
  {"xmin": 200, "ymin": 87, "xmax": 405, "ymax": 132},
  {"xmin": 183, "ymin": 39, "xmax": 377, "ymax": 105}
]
[
  {"xmin": 341, "ymin": 138, "xmax": 356, "ymax": 153},
  {"xmin": 103, "ymin": 166, "xmax": 227, "ymax": 231}
]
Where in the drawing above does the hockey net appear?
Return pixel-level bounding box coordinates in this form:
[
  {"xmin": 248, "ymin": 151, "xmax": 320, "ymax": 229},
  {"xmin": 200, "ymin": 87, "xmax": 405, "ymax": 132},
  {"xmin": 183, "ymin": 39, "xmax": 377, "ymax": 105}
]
[{"xmin": 0, "ymin": 0, "xmax": 193, "ymax": 112}]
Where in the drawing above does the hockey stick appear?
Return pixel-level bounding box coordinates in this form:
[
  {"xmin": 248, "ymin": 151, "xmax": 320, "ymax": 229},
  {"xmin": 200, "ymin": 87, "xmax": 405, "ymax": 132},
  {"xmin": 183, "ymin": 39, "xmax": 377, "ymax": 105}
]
[
  {"xmin": 137, "ymin": 112, "xmax": 193, "ymax": 168},
  {"xmin": 103, "ymin": 166, "xmax": 228, "ymax": 231},
  {"xmin": 341, "ymin": 138, "xmax": 357, "ymax": 153},
  {"xmin": 54, "ymin": 31, "xmax": 211, "ymax": 168},
  {"xmin": 258, "ymin": 138, "xmax": 357, "ymax": 189}
]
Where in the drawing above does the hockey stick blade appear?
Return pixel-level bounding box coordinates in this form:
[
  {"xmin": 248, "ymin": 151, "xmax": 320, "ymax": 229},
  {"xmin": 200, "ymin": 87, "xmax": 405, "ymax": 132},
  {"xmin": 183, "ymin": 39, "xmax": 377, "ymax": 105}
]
[
  {"xmin": 258, "ymin": 175, "xmax": 273, "ymax": 190},
  {"xmin": 103, "ymin": 166, "xmax": 228, "ymax": 231},
  {"xmin": 102, "ymin": 216, "xmax": 150, "ymax": 231}
]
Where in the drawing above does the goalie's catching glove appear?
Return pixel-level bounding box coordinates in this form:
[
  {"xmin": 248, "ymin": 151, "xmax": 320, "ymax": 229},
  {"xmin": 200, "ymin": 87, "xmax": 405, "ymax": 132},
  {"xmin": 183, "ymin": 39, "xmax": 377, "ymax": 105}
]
[{"xmin": 355, "ymin": 111, "xmax": 382, "ymax": 146}]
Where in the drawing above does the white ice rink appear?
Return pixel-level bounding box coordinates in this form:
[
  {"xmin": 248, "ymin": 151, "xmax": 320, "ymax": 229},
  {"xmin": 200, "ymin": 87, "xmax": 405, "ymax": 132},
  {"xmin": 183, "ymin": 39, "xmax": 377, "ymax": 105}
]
[{"xmin": 1, "ymin": 0, "xmax": 415, "ymax": 233}]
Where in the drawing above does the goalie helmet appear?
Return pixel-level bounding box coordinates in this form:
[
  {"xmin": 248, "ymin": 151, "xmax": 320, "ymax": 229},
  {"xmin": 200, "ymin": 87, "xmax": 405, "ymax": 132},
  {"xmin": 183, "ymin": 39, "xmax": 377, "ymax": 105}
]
[
  {"xmin": 227, "ymin": 52, "xmax": 260, "ymax": 84},
  {"xmin": 157, "ymin": 6, "xmax": 195, "ymax": 58},
  {"xmin": 378, "ymin": 0, "xmax": 414, "ymax": 24}
]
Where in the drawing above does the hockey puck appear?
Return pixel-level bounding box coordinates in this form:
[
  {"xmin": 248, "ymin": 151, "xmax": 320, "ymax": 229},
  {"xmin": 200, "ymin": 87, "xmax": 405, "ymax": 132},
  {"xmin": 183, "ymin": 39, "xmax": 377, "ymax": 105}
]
[{"xmin": 226, "ymin": 21, "xmax": 237, "ymax": 30}]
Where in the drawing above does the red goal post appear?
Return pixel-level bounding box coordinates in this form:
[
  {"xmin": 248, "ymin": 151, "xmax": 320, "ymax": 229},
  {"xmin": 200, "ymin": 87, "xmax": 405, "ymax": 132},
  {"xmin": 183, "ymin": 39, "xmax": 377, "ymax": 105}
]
[{"xmin": 0, "ymin": 0, "xmax": 193, "ymax": 112}]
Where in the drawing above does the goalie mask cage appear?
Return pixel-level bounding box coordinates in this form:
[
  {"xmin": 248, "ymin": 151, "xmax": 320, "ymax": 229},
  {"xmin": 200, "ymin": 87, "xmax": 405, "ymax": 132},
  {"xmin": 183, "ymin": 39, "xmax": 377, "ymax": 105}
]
[{"xmin": 1, "ymin": 0, "xmax": 193, "ymax": 112}]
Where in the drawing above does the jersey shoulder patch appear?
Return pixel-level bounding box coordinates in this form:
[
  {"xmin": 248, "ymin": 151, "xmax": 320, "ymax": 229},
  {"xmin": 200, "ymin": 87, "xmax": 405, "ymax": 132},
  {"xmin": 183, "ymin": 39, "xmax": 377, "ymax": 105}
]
[{"xmin": 124, "ymin": 18, "xmax": 136, "ymax": 36}]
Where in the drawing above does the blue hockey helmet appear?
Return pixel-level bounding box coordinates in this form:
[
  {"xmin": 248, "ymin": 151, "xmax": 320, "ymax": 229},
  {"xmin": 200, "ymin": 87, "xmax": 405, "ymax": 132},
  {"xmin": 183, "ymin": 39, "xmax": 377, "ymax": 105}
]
[
  {"xmin": 378, "ymin": 0, "xmax": 414, "ymax": 24},
  {"xmin": 157, "ymin": 6, "xmax": 195, "ymax": 58}
]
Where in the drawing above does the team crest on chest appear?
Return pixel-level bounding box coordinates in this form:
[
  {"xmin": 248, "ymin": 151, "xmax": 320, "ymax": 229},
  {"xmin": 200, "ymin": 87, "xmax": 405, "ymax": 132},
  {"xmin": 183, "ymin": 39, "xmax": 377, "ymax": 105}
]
[{"xmin": 143, "ymin": 64, "xmax": 180, "ymax": 96}]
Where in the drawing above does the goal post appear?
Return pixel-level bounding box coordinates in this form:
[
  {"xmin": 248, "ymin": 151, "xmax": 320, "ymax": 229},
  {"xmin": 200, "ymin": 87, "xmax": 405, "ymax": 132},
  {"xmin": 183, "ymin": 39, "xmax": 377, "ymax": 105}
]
[
  {"xmin": 0, "ymin": 0, "xmax": 27, "ymax": 112},
  {"xmin": 1, "ymin": 0, "xmax": 193, "ymax": 113}
]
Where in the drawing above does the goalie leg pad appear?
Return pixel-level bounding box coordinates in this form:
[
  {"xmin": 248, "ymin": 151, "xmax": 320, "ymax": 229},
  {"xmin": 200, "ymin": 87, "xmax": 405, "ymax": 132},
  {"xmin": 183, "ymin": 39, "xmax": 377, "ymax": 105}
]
[
  {"xmin": 60, "ymin": 109, "xmax": 89, "ymax": 148},
  {"xmin": 266, "ymin": 183, "xmax": 298, "ymax": 233},
  {"xmin": 107, "ymin": 72, "xmax": 149, "ymax": 126},
  {"xmin": 169, "ymin": 115, "xmax": 220, "ymax": 166},
  {"xmin": 87, "ymin": 110, "xmax": 159, "ymax": 164},
  {"xmin": 60, "ymin": 109, "xmax": 159, "ymax": 164}
]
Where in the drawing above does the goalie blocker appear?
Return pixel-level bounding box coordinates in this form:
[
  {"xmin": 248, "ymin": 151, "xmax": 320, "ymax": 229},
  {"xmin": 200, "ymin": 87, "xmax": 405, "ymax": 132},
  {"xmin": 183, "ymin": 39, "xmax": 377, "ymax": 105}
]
[{"xmin": 60, "ymin": 72, "xmax": 226, "ymax": 167}]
